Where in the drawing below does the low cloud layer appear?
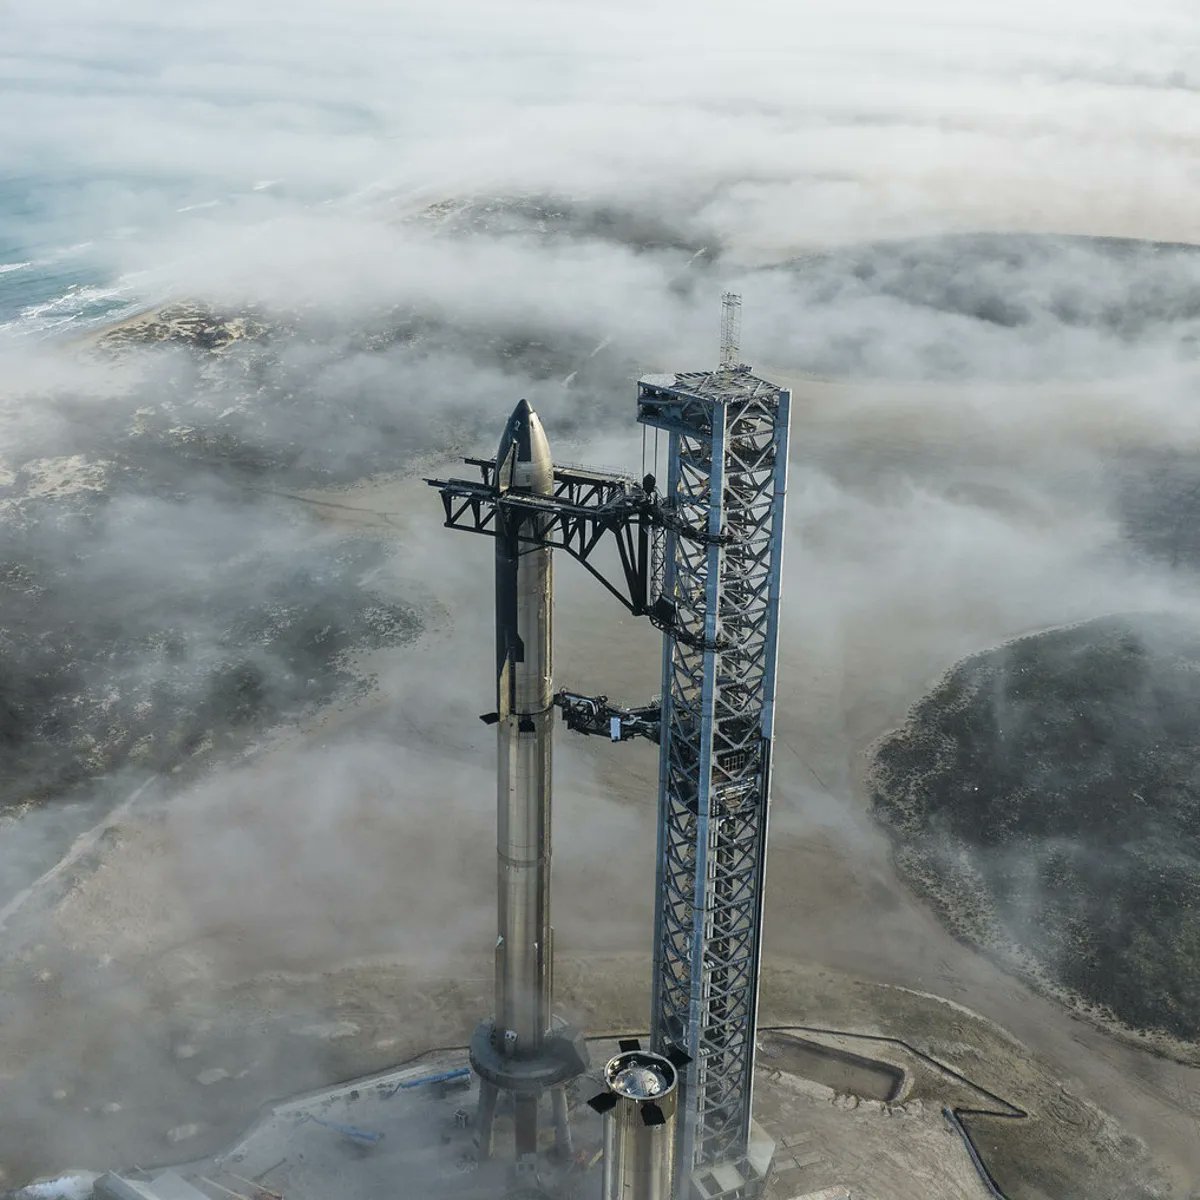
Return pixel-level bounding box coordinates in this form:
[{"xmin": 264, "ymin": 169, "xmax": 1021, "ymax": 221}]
[
  {"xmin": 5, "ymin": 0, "xmax": 1200, "ymax": 316},
  {"xmin": 2, "ymin": 0, "xmax": 1200, "ymax": 1186}
]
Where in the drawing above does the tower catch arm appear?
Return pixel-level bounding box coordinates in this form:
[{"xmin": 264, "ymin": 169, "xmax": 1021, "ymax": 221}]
[
  {"xmin": 427, "ymin": 460, "xmax": 725, "ymax": 649},
  {"xmin": 554, "ymin": 689, "xmax": 662, "ymax": 743}
]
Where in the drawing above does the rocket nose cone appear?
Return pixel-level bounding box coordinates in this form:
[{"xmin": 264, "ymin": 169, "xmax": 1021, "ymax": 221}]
[
  {"xmin": 496, "ymin": 398, "xmax": 553, "ymax": 495},
  {"xmin": 500, "ymin": 398, "xmax": 537, "ymax": 455}
]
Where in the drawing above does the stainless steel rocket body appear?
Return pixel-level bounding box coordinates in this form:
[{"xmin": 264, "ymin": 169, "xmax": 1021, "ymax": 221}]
[
  {"xmin": 493, "ymin": 399, "xmax": 555, "ymax": 1060},
  {"xmin": 464, "ymin": 398, "xmax": 590, "ymax": 1160},
  {"xmin": 600, "ymin": 1052, "xmax": 679, "ymax": 1200},
  {"xmin": 444, "ymin": 400, "xmax": 586, "ymax": 1165}
]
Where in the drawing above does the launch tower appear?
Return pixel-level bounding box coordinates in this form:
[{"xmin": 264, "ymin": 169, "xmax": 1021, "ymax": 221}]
[{"xmin": 639, "ymin": 369, "xmax": 790, "ymax": 1199}]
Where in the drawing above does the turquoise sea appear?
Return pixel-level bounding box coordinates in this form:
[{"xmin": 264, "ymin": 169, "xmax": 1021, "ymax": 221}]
[
  {"xmin": 0, "ymin": 172, "xmax": 300, "ymax": 338},
  {"xmin": 0, "ymin": 172, "xmax": 133, "ymax": 335}
]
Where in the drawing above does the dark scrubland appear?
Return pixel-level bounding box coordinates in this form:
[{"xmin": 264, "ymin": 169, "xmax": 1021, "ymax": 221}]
[
  {"xmin": 872, "ymin": 613, "xmax": 1200, "ymax": 1044},
  {"xmin": 0, "ymin": 488, "xmax": 419, "ymax": 811}
]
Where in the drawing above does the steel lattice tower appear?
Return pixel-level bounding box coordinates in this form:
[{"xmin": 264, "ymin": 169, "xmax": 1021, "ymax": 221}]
[{"xmin": 638, "ymin": 368, "xmax": 791, "ymax": 1200}]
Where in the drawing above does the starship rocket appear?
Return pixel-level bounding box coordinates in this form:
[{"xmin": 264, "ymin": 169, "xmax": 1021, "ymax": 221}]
[
  {"xmin": 493, "ymin": 397, "xmax": 554, "ymax": 1061},
  {"xmin": 470, "ymin": 399, "xmax": 586, "ymax": 1161}
]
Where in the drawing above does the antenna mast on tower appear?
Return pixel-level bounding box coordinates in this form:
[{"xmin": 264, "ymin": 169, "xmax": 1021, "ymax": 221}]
[{"xmin": 719, "ymin": 291, "xmax": 743, "ymax": 370}]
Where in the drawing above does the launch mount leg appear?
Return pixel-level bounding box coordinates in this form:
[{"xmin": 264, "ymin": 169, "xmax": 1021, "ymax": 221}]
[
  {"xmin": 514, "ymin": 1094, "xmax": 539, "ymax": 1156},
  {"xmin": 476, "ymin": 1078, "xmax": 499, "ymax": 1159},
  {"xmin": 551, "ymin": 1086, "xmax": 573, "ymax": 1157}
]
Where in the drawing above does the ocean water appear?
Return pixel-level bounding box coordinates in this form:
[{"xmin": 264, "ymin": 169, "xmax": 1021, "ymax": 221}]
[
  {"xmin": 0, "ymin": 172, "xmax": 140, "ymax": 337},
  {"xmin": 0, "ymin": 172, "xmax": 289, "ymax": 339}
]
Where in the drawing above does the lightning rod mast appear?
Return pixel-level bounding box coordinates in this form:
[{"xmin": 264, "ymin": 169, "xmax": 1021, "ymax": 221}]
[{"xmin": 719, "ymin": 292, "xmax": 743, "ymax": 370}]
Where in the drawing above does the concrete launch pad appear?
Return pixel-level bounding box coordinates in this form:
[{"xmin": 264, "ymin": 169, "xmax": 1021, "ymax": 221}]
[{"xmin": 105, "ymin": 1028, "xmax": 1024, "ymax": 1200}]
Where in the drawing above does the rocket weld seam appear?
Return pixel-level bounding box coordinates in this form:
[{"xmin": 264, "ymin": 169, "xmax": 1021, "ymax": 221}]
[{"xmin": 496, "ymin": 851, "xmax": 550, "ymax": 868}]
